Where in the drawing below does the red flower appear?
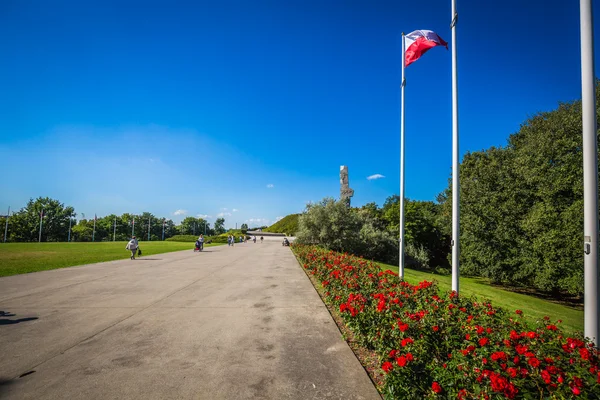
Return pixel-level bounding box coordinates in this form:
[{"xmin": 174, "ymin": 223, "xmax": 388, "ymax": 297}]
[
  {"xmin": 572, "ymin": 386, "xmax": 581, "ymax": 395},
  {"xmin": 479, "ymin": 337, "xmax": 489, "ymax": 347},
  {"xmin": 465, "ymin": 334, "xmax": 471, "ymax": 340},
  {"xmin": 377, "ymin": 299, "xmax": 386, "ymax": 312},
  {"xmin": 507, "ymin": 367, "xmax": 517, "ymax": 378},
  {"xmin": 431, "ymin": 382, "xmax": 442, "ymax": 394},
  {"xmin": 490, "ymin": 372, "xmax": 507, "ymax": 392},
  {"xmin": 527, "ymin": 331, "xmax": 537, "ymax": 339},
  {"xmin": 528, "ymin": 358, "xmax": 541, "ymax": 368},
  {"xmin": 401, "ymin": 338, "xmax": 414, "ymax": 347},
  {"xmin": 398, "ymin": 321, "xmax": 409, "ymax": 332},
  {"xmin": 515, "ymin": 344, "xmax": 528, "ymax": 355},
  {"xmin": 541, "ymin": 370, "xmax": 551, "ymax": 384},
  {"xmin": 396, "ymin": 356, "xmax": 407, "ymax": 367},
  {"xmin": 579, "ymin": 348, "xmax": 591, "ymax": 360},
  {"xmin": 381, "ymin": 361, "xmax": 393, "ymax": 373},
  {"xmin": 406, "ymin": 353, "xmax": 414, "ymax": 361},
  {"xmin": 515, "ymin": 309, "xmax": 523, "ymax": 315},
  {"xmin": 546, "ymin": 324, "xmax": 558, "ymax": 331},
  {"xmin": 491, "ymin": 351, "xmax": 508, "ymax": 362},
  {"xmin": 433, "ymin": 326, "xmax": 439, "ymax": 332},
  {"xmin": 388, "ymin": 349, "xmax": 397, "ymax": 358}
]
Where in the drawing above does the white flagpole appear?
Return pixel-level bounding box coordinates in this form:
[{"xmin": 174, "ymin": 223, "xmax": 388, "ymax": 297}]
[
  {"xmin": 38, "ymin": 208, "xmax": 44, "ymax": 243},
  {"xmin": 451, "ymin": 0, "xmax": 460, "ymax": 294},
  {"xmin": 3, "ymin": 206, "xmax": 9, "ymax": 243},
  {"xmin": 399, "ymin": 32, "xmax": 406, "ymax": 280},
  {"xmin": 581, "ymin": 0, "xmax": 599, "ymax": 345},
  {"xmin": 113, "ymin": 216, "xmax": 116, "ymax": 242}
]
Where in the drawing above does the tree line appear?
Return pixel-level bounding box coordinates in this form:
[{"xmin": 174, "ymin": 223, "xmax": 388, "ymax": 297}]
[
  {"xmin": 0, "ymin": 197, "xmax": 228, "ymax": 242},
  {"xmin": 297, "ymin": 85, "xmax": 600, "ymax": 298}
]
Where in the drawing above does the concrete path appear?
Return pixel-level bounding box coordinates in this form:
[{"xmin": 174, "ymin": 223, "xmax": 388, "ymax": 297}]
[{"xmin": 0, "ymin": 240, "xmax": 380, "ymax": 400}]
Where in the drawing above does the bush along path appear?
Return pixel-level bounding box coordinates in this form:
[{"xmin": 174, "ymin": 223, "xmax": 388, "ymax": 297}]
[{"xmin": 292, "ymin": 244, "xmax": 600, "ymax": 399}]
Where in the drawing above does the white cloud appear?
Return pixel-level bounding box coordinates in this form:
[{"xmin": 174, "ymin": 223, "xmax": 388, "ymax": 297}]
[
  {"xmin": 275, "ymin": 216, "xmax": 284, "ymax": 222},
  {"xmin": 266, "ymin": 184, "xmax": 274, "ymax": 188},
  {"xmin": 220, "ymin": 207, "xmax": 228, "ymax": 211},
  {"xmin": 232, "ymin": 208, "xmax": 239, "ymax": 212},
  {"xmin": 367, "ymin": 174, "xmax": 385, "ymax": 180},
  {"xmin": 217, "ymin": 212, "xmax": 232, "ymax": 217},
  {"xmin": 197, "ymin": 214, "xmax": 211, "ymax": 219},
  {"xmin": 173, "ymin": 209, "xmax": 187, "ymax": 216}
]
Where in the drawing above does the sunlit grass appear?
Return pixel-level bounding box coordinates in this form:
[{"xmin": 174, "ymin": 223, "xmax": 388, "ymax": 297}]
[
  {"xmin": 0, "ymin": 241, "xmax": 223, "ymax": 276},
  {"xmin": 378, "ymin": 262, "xmax": 583, "ymax": 334}
]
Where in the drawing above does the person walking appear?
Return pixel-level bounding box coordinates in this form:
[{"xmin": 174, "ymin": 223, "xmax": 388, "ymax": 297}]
[
  {"xmin": 198, "ymin": 234, "xmax": 204, "ymax": 251},
  {"xmin": 126, "ymin": 236, "xmax": 139, "ymax": 260}
]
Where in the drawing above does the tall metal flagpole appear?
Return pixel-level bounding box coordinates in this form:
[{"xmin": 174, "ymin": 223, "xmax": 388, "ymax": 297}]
[
  {"xmin": 113, "ymin": 216, "xmax": 116, "ymax": 242},
  {"xmin": 68, "ymin": 214, "xmax": 72, "ymax": 242},
  {"xmin": 399, "ymin": 32, "xmax": 406, "ymax": 280},
  {"xmin": 38, "ymin": 208, "xmax": 44, "ymax": 243},
  {"xmin": 581, "ymin": 0, "xmax": 599, "ymax": 345},
  {"xmin": 3, "ymin": 206, "xmax": 9, "ymax": 243},
  {"xmin": 132, "ymin": 216, "xmax": 135, "ymax": 237},
  {"xmin": 451, "ymin": 0, "xmax": 460, "ymax": 294}
]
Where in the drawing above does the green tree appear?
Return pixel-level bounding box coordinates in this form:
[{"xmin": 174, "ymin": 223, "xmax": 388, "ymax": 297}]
[
  {"xmin": 9, "ymin": 197, "xmax": 75, "ymax": 242},
  {"xmin": 214, "ymin": 218, "xmax": 225, "ymax": 235},
  {"xmin": 437, "ymin": 86, "xmax": 600, "ymax": 296}
]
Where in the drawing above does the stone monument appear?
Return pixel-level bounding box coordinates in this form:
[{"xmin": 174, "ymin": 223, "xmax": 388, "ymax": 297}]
[{"xmin": 340, "ymin": 165, "xmax": 354, "ymax": 207}]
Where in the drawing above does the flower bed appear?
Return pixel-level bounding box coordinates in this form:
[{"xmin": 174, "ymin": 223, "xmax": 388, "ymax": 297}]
[{"xmin": 293, "ymin": 244, "xmax": 600, "ymax": 399}]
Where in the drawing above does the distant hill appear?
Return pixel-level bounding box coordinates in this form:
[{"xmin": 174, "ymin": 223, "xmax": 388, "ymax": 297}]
[{"xmin": 263, "ymin": 214, "xmax": 300, "ymax": 235}]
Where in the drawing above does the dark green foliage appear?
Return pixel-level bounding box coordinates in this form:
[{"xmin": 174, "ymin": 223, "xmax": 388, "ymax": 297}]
[
  {"xmin": 381, "ymin": 195, "xmax": 450, "ymax": 270},
  {"xmin": 438, "ymin": 89, "xmax": 600, "ymax": 296},
  {"xmin": 165, "ymin": 235, "xmax": 198, "ymax": 242},
  {"xmin": 263, "ymin": 214, "xmax": 300, "ymax": 235}
]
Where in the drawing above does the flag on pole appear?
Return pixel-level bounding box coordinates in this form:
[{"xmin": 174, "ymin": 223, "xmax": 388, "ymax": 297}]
[{"xmin": 404, "ymin": 30, "xmax": 448, "ymax": 67}]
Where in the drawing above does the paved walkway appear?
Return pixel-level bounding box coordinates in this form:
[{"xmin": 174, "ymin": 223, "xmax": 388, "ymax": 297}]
[{"xmin": 0, "ymin": 240, "xmax": 380, "ymax": 399}]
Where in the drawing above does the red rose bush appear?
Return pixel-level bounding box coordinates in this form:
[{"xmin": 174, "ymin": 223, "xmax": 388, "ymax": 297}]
[{"xmin": 293, "ymin": 244, "xmax": 599, "ymax": 399}]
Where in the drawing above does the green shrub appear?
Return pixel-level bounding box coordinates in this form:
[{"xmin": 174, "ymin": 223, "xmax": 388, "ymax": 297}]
[
  {"xmin": 165, "ymin": 235, "xmax": 198, "ymax": 242},
  {"xmin": 295, "ymin": 198, "xmax": 398, "ymax": 265}
]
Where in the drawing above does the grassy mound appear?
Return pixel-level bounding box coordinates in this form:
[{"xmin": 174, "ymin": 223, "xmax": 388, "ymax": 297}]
[{"xmin": 263, "ymin": 214, "xmax": 300, "ymax": 235}]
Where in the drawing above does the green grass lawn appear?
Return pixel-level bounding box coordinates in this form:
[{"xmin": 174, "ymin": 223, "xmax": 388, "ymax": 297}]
[
  {"xmin": 378, "ymin": 262, "xmax": 583, "ymax": 335},
  {"xmin": 0, "ymin": 241, "xmax": 223, "ymax": 277}
]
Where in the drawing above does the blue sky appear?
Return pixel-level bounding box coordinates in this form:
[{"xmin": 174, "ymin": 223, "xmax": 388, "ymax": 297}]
[{"xmin": 0, "ymin": 0, "xmax": 597, "ymax": 228}]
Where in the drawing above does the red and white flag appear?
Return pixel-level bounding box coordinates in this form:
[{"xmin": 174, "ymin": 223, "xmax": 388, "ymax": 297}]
[{"xmin": 404, "ymin": 30, "xmax": 448, "ymax": 67}]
